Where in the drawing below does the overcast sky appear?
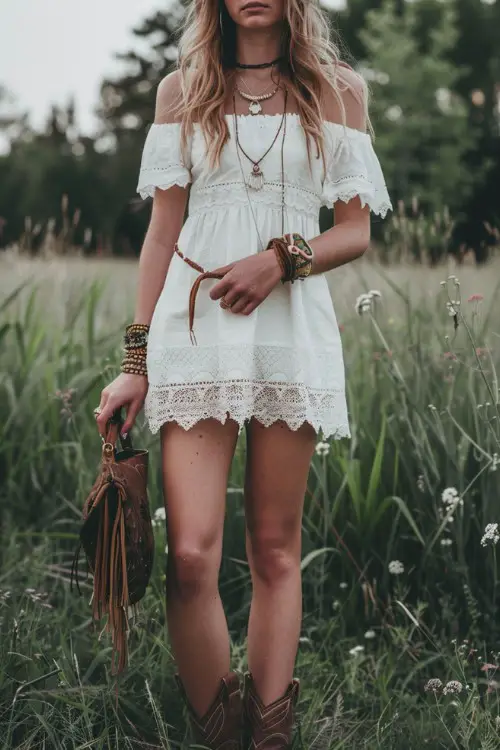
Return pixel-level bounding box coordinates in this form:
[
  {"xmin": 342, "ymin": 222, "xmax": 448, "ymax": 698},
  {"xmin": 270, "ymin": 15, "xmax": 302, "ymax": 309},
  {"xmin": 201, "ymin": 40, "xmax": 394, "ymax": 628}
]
[{"xmin": 0, "ymin": 0, "xmax": 344, "ymax": 139}]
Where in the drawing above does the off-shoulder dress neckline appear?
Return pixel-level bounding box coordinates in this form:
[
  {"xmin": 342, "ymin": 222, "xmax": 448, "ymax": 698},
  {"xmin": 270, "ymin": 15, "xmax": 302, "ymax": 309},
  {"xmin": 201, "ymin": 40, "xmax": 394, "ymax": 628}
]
[{"xmin": 151, "ymin": 113, "xmax": 370, "ymax": 139}]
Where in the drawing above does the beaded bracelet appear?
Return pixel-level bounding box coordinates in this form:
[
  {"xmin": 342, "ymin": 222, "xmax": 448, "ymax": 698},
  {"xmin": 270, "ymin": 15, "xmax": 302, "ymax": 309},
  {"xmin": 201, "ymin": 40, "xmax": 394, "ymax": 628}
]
[
  {"xmin": 121, "ymin": 351, "xmax": 147, "ymax": 376},
  {"xmin": 124, "ymin": 323, "xmax": 150, "ymax": 350},
  {"xmin": 267, "ymin": 232, "xmax": 314, "ymax": 284},
  {"xmin": 121, "ymin": 324, "xmax": 149, "ymax": 376}
]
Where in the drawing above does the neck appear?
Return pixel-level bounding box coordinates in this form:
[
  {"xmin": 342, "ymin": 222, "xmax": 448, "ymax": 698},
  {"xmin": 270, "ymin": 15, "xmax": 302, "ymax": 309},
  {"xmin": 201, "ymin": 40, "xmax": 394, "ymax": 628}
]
[{"xmin": 235, "ymin": 26, "xmax": 282, "ymax": 76}]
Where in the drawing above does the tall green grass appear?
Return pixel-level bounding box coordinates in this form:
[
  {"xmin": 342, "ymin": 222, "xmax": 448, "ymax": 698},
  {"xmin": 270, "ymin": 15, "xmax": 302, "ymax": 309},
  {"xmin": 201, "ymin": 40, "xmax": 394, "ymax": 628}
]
[{"xmin": 1, "ymin": 256, "xmax": 500, "ymax": 748}]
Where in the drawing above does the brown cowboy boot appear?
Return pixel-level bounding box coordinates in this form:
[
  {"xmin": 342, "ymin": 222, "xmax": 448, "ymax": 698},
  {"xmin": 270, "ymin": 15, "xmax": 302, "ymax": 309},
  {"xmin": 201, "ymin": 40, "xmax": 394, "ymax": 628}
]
[
  {"xmin": 176, "ymin": 671, "xmax": 243, "ymax": 749},
  {"xmin": 243, "ymin": 673, "xmax": 300, "ymax": 749}
]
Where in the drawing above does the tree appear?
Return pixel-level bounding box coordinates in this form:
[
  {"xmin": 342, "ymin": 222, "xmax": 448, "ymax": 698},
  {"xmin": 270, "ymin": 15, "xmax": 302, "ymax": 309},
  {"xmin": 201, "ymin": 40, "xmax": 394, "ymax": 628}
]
[
  {"xmin": 94, "ymin": 4, "xmax": 185, "ymax": 254},
  {"xmin": 358, "ymin": 0, "xmax": 482, "ymax": 214}
]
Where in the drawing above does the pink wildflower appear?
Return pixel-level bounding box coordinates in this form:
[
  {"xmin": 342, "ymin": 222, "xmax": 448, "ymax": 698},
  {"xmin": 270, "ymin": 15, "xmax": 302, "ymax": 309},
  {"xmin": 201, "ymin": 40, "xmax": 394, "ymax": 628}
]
[{"xmin": 480, "ymin": 663, "xmax": 498, "ymax": 672}]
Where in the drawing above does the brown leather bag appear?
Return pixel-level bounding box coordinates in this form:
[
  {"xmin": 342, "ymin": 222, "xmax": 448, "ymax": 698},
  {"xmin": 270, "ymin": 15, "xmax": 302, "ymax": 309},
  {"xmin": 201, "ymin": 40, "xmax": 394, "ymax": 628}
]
[{"xmin": 71, "ymin": 407, "xmax": 154, "ymax": 674}]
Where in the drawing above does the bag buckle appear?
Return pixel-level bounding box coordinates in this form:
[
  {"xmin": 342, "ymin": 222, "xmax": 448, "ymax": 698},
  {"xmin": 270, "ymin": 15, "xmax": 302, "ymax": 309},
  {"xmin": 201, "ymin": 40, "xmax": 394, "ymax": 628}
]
[{"xmin": 102, "ymin": 442, "xmax": 115, "ymax": 459}]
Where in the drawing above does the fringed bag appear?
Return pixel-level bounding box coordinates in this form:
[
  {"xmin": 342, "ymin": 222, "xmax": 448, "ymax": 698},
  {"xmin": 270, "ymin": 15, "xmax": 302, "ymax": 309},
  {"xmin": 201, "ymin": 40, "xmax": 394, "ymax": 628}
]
[{"xmin": 71, "ymin": 408, "xmax": 154, "ymax": 674}]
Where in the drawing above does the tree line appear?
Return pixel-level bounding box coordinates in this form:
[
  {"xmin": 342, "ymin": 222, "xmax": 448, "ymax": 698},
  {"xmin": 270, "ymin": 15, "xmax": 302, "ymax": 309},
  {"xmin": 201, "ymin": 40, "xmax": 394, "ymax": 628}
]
[{"xmin": 0, "ymin": 0, "xmax": 498, "ymax": 261}]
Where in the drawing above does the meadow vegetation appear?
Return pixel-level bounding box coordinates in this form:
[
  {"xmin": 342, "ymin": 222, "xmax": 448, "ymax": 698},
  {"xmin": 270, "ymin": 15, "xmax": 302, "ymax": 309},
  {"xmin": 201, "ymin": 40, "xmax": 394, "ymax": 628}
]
[{"xmin": 1, "ymin": 245, "xmax": 500, "ymax": 748}]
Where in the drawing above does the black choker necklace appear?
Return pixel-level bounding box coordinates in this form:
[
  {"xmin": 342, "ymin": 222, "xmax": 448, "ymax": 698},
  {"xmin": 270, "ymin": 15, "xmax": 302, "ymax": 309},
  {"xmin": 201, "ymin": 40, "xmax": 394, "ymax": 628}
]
[{"xmin": 235, "ymin": 56, "xmax": 283, "ymax": 69}]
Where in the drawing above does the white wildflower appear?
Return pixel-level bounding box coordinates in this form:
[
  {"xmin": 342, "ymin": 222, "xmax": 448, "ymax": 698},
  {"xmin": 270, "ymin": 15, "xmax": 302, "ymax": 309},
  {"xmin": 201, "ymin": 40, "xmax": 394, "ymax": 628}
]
[
  {"xmin": 441, "ymin": 487, "xmax": 463, "ymax": 513},
  {"xmin": 332, "ymin": 599, "xmax": 341, "ymax": 611},
  {"xmin": 491, "ymin": 454, "xmax": 499, "ymax": 472},
  {"xmin": 349, "ymin": 645, "xmax": 365, "ymax": 656},
  {"xmin": 424, "ymin": 678, "xmax": 443, "ymax": 693},
  {"xmin": 355, "ymin": 290, "xmax": 382, "ymax": 316},
  {"xmin": 440, "ymin": 538, "xmax": 453, "ymax": 547},
  {"xmin": 364, "ymin": 630, "xmax": 376, "ymax": 639},
  {"xmin": 442, "ymin": 487, "xmax": 459, "ymax": 506},
  {"xmin": 481, "ymin": 523, "xmax": 500, "ymax": 547},
  {"xmin": 339, "ymin": 582, "xmax": 348, "ymax": 589},
  {"xmin": 315, "ymin": 441, "xmax": 330, "ymax": 457},
  {"xmin": 446, "ymin": 300, "xmax": 460, "ymax": 317},
  {"xmin": 417, "ymin": 474, "xmax": 425, "ymax": 492},
  {"xmin": 443, "ymin": 680, "xmax": 463, "ymax": 695},
  {"xmin": 388, "ymin": 560, "xmax": 404, "ymax": 575},
  {"xmin": 153, "ymin": 506, "xmax": 166, "ymax": 527}
]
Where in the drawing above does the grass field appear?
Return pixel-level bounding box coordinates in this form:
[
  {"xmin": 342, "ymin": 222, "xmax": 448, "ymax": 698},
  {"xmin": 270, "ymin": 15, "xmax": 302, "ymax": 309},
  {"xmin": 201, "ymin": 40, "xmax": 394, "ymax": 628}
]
[{"xmin": 1, "ymin": 252, "xmax": 500, "ymax": 749}]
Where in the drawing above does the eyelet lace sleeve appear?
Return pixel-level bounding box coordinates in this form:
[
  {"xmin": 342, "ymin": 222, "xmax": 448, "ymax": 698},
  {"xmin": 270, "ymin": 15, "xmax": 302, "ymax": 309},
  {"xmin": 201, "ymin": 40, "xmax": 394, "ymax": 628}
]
[
  {"xmin": 321, "ymin": 122, "xmax": 393, "ymax": 218},
  {"xmin": 137, "ymin": 123, "xmax": 192, "ymax": 199}
]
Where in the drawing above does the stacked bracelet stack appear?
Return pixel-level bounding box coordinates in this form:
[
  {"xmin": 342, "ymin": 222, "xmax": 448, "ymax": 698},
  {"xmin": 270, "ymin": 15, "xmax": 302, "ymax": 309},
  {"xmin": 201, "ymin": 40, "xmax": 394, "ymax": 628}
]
[
  {"xmin": 121, "ymin": 323, "xmax": 150, "ymax": 376},
  {"xmin": 267, "ymin": 232, "xmax": 314, "ymax": 284}
]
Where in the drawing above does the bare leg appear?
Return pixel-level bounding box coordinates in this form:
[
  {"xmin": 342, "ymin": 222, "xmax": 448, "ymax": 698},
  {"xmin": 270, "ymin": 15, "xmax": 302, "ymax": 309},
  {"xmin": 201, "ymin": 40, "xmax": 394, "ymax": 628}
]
[
  {"xmin": 244, "ymin": 418, "xmax": 317, "ymax": 706},
  {"xmin": 160, "ymin": 417, "xmax": 240, "ymax": 717}
]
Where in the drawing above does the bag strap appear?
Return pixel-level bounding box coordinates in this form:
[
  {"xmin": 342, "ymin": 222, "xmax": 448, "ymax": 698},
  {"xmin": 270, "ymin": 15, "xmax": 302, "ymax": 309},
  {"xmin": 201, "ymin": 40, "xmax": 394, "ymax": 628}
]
[{"xmin": 104, "ymin": 408, "xmax": 134, "ymax": 452}]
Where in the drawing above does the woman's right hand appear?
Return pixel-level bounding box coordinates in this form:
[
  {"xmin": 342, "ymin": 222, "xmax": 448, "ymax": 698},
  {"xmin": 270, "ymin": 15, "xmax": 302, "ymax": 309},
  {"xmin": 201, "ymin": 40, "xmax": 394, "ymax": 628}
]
[{"xmin": 95, "ymin": 373, "xmax": 149, "ymax": 439}]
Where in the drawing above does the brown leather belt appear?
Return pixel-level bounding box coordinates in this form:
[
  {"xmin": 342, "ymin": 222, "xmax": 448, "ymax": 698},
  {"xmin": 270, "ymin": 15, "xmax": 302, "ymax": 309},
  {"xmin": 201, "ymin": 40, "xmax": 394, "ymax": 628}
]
[{"xmin": 174, "ymin": 243, "xmax": 226, "ymax": 345}]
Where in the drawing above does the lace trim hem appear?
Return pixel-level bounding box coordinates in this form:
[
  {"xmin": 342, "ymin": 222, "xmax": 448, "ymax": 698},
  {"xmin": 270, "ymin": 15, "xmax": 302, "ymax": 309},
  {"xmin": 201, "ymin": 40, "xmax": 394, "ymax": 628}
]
[
  {"xmin": 144, "ymin": 380, "xmax": 350, "ymax": 440},
  {"xmin": 321, "ymin": 176, "xmax": 392, "ymax": 218},
  {"xmin": 137, "ymin": 167, "xmax": 191, "ymax": 199}
]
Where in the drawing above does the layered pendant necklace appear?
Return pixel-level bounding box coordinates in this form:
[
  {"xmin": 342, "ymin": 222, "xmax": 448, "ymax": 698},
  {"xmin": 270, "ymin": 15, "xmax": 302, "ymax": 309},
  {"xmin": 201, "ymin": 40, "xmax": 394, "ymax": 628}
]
[
  {"xmin": 233, "ymin": 89, "xmax": 288, "ymax": 249},
  {"xmin": 233, "ymin": 89, "xmax": 288, "ymax": 190},
  {"xmin": 236, "ymin": 78, "xmax": 280, "ymax": 115}
]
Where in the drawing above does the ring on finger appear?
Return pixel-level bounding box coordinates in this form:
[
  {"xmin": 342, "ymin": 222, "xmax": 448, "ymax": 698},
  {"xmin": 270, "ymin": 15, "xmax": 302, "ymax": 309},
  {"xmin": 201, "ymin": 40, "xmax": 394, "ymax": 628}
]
[
  {"xmin": 220, "ymin": 297, "xmax": 233, "ymax": 310},
  {"xmin": 93, "ymin": 406, "xmax": 102, "ymax": 416}
]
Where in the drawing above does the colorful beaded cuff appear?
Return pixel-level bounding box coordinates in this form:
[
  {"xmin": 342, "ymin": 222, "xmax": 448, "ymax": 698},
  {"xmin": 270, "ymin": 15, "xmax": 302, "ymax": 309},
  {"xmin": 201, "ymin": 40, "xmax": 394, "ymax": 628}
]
[
  {"xmin": 124, "ymin": 323, "xmax": 150, "ymax": 350},
  {"xmin": 266, "ymin": 232, "xmax": 314, "ymax": 284}
]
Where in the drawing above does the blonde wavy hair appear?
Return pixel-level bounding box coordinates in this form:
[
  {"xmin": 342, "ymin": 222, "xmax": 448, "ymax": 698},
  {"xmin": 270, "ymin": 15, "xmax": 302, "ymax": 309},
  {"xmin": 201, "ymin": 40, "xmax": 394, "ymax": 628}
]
[{"xmin": 171, "ymin": 0, "xmax": 370, "ymax": 172}]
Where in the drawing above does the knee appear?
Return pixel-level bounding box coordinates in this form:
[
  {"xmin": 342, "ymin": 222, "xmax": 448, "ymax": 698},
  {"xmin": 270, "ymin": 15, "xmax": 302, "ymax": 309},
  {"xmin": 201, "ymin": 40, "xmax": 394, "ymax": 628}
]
[
  {"xmin": 248, "ymin": 532, "xmax": 300, "ymax": 586},
  {"xmin": 168, "ymin": 544, "xmax": 219, "ymax": 601}
]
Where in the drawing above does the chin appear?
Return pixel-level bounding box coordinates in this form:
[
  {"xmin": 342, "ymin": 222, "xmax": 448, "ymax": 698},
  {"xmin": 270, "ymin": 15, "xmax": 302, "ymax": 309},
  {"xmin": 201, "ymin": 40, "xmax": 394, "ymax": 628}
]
[{"xmin": 240, "ymin": 17, "xmax": 275, "ymax": 29}]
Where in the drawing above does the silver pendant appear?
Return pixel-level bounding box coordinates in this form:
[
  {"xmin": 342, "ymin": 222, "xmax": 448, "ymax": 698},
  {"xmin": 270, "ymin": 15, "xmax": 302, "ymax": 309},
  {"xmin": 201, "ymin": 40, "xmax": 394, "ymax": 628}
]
[
  {"xmin": 248, "ymin": 164, "xmax": 264, "ymax": 190},
  {"xmin": 249, "ymin": 100, "xmax": 262, "ymax": 115}
]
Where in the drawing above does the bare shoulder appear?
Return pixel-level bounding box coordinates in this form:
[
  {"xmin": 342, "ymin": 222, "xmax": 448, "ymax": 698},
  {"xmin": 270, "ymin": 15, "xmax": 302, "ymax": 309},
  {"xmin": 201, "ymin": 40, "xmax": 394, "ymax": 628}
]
[
  {"xmin": 154, "ymin": 69, "xmax": 184, "ymax": 124},
  {"xmin": 321, "ymin": 62, "xmax": 368, "ymax": 132}
]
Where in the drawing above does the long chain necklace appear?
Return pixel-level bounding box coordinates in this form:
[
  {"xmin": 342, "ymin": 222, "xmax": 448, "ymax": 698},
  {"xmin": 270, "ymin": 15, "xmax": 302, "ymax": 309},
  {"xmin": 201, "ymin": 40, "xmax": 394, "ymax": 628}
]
[
  {"xmin": 233, "ymin": 90, "xmax": 287, "ymax": 190},
  {"xmin": 236, "ymin": 79, "xmax": 280, "ymax": 115},
  {"xmin": 233, "ymin": 88, "xmax": 288, "ymax": 249}
]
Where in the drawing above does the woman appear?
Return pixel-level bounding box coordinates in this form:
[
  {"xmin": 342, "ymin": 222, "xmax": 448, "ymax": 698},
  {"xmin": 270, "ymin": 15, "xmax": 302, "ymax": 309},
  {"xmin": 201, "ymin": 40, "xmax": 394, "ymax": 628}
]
[{"xmin": 96, "ymin": 0, "xmax": 392, "ymax": 746}]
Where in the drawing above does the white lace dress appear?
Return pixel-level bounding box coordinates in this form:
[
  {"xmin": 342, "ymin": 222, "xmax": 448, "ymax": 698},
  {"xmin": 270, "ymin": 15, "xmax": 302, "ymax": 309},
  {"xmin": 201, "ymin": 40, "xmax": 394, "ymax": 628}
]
[{"xmin": 136, "ymin": 114, "xmax": 392, "ymax": 438}]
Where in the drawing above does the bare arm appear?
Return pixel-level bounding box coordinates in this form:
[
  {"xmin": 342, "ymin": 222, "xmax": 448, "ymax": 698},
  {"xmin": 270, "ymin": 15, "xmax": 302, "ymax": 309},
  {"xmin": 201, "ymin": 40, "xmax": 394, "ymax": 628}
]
[
  {"xmin": 95, "ymin": 71, "xmax": 190, "ymax": 438},
  {"xmin": 134, "ymin": 71, "xmax": 190, "ymax": 325},
  {"xmin": 208, "ymin": 67, "xmax": 373, "ymax": 316},
  {"xmin": 309, "ymin": 67, "xmax": 371, "ymax": 275}
]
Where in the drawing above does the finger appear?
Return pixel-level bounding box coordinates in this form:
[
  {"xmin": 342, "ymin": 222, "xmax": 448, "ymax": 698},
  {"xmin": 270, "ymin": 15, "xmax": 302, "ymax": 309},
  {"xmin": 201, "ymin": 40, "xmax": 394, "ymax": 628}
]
[
  {"xmin": 94, "ymin": 391, "xmax": 109, "ymax": 434},
  {"xmin": 121, "ymin": 400, "xmax": 143, "ymax": 436},
  {"xmin": 210, "ymin": 275, "xmax": 233, "ymax": 301},
  {"xmin": 210, "ymin": 262, "xmax": 234, "ymax": 276},
  {"xmin": 222, "ymin": 283, "xmax": 247, "ymax": 307},
  {"xmin": 97, "ymin": 390, "xmax": 109, "ymax": 413},
  {"xmin": 241, "ymin": 300, "xmax": 257, "ymax": 316},
  {"xmin": 96, "ymin": 398, "xmax": 122, "ymax": 439},
  {"xmin": 227, "ymin": 294, "xmax": 249, "ymax": 314}
]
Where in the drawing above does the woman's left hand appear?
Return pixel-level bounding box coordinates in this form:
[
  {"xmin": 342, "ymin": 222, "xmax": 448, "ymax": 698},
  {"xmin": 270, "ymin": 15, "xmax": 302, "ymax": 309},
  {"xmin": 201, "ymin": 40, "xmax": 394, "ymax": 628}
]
[{"xmin": 209, "ymin": 249, "xmax": 283, "ymax": 316}]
